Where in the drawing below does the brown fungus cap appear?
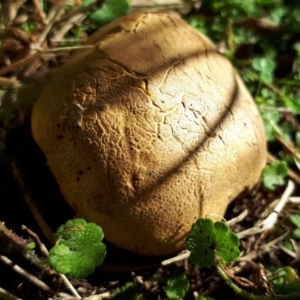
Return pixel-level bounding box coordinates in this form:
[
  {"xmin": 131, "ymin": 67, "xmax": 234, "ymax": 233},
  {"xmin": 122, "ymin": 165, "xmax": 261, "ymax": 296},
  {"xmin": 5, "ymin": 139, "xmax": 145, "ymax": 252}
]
[{"xmin": 31, "ymin": 11, "xmax": 267, "ymax": 256}]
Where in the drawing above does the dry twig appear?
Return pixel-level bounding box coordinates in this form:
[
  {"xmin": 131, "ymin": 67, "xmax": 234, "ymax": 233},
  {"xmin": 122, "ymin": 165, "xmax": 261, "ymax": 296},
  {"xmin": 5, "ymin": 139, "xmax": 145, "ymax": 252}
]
[
  {"xmin": 0, "ymin": 254, "xmax": 54, "ymax": 294},
  {"xmin": 237, "ymin": 180, "xmax": 295, "ymax": 239},
  {"xmin": 21, "ymin": 226, "xmax": 81, "ymax": 299},
  {"xmin": 0, "ymin": 286, "xmax": 23, "ymax": 300}
]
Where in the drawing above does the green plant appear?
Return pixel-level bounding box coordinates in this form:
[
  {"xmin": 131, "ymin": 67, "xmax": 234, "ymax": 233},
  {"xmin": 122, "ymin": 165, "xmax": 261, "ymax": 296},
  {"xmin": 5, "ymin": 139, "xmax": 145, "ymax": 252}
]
[
  {"xmin": 83, "ymin": 0, "xmax": 131, "ymax": 26},
  {"xmin": 163, "ymin": 273, "xmax": 190, "ymax": 300},
  {"xmin": 186, "ymin": 218, "xmax": 300, "ymax": 300},
  {"xmin": 284, "ymin": 213, "xmax": 300, "ymax": 251},
  {"xmin": 48, "ymin": 219, "xmax": 106, "ymax": 278},
  {"xmin": 186, "ymin": 218, "xmax": 240, "ymax": 267},
  {"xmin": 262, "ymin": 160, "xmax": 288, "ymax": 191},
  {"xmin": 186, "ymin": 0, "xmax": 300, "ymax": 176},
  {"xmin": 268, "ymin": 267, "xmax": 300, "ymax": 299}
]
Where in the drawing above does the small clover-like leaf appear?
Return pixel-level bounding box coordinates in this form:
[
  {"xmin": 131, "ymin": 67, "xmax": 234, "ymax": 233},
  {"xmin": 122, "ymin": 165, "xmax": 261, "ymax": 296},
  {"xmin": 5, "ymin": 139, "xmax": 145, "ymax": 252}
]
[
  {"xmin": 48, "ymin": 219, "xmax": 106, "ymax": 278},
  {"xmin": 186, "ymin": 218, "xmax": 240, "ymax": 268},
  {"xmin": 262, "ymin": 160, "xmax": 288, "ymax": 191},
  {"xmin": 163, "ymin": 273, "xmax": 190, "ymax": 300},
  {"xmin": 260, "ymin": 109, "xmax": 280, "ymax": 142},
  {"xmin": 214, "ymin": 222, "xmax": 240, "ymax": 265},
  {"xmin": 185, "ymin": 218, "xmax": 216, "ymax": 267},
  {"xmin": 252, "ymin": 57, "xmax": 276, "ymax": 84},
  {"xmin": 290, "ymin": 214, "xmax": 300, "ymax": 240}
]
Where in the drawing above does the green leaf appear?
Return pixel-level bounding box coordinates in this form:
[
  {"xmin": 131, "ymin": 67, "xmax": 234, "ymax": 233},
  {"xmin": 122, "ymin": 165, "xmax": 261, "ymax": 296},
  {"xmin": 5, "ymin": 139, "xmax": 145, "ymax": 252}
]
[
  {"xmin": 252, "ymin": 57, "xmax": 276, "ymax": 72},
  {"xmin": 186, "ymin": 218, "xmax": 240, "ymax": 268},
  {"xmin": 262, "ymin": 160, "xmax": 288, "ymax": 191},
  {"xmin": 295, "ymin": 132, "xmax": 300, "ymax": 147},
  {"xmin": 252, "ymin": 57, "xmax": 276, "ymax": 83},
  {"xmin": 163, "ymin": 273, "xmax": 190, "ymax": 300},
  {"xmin": 81, "ymin": 0, "xmax": 97, "ymax": 6},
  {"xmin": 196, "ymin": 297, "xmax": 214, "ymax": 300},
  {"xmin": 284, "ymin": 240, "xmax": 294, "ymax": 251},
  {"xmin": 260, "ymin": 109, "xmax": 280, "ymax": 142},
  {"xmin": 48, "ymin": 219, "xmax": 106, "ymax": 278},
  {"xmin": 283, "ymin": 96, "xmax": 300, "ymax": 115},
  {"xmin": 292, "ymin": 228, "xmax": 300, "ymax": 239},
  {"xmin": 26, "ymin": 242, "xmax": 35, "ymax": 250},
  {"xmin": 294, "ymin": 156, "xmax": 300, "ymax": 172},
  {"xmin": 269, "ymin": 267, "xmax": 300, "ymax": 299},
  {"xmin": 290, "ymin": 214, "xmax": 300, "ymax": 229},
  {"xmin": 88, "ymin": 0, "xmax": 131, "ymax": 26},
  {"xmin": 111, "ymin": 282, "xmax": 140, "ymax": 300}
]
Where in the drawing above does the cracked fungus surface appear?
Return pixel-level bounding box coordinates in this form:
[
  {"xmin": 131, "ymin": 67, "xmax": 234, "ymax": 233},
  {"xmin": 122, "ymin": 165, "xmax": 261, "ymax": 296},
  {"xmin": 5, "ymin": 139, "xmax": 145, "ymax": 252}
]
[{"xmin": 31, "ymin": 11, "xmax": 267, "ymax": 256}]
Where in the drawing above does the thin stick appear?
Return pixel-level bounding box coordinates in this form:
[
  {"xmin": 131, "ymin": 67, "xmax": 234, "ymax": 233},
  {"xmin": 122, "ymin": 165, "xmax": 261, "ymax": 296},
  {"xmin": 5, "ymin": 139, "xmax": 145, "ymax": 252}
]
[
  {"xmin": 279, "ymin": 244, "xmax": 296, "ymax": 259},
  {"xmin": 0, "ymin": 286, "xmax": 23, "ymax": 300},
  {"xmin": 20, "ymin": 226, "xmax": 81, "ymax": 299},
  {"xmin": 0, "ymin": 53, "xmax": 39, "ymax": 76},
  {"xmin": 162, "ymin": 181, "xmax": 294, "ymax": 266},
  {"xmin": 161, "ymin": 250, "xmax": 190, "ymax": 266},
  {"xmin": 238, "ymin": 231, "xmax": 291, "ymax": 263},
  {"xmin": 32, "ymin": 0, "xmax": 46, "ymax": 24},
  {"xmin": 21, "ymin": 225, "xmax": 49, "ymax": 258},
  {"xmin": 52, "ymin": 1, "xmax": 105, "ymax": 26},
  {"xmin": 34, "ymin": 2, "xmax": 65, "ymax": 48},
  {"xmin": 11, "ymin": 160, "xmax": 54, "ymax": 243},
  {"xmin": 82, "ymin": 293, "xmax": 110, "ymax": 300},
  {"xmin": 0, "ymin": 255, "xmax": 54, "ymax": 294},
  {"xmin": 41, "ymin": 45, "xmax": 95, "ymax": 53},
  {"xmin": 51, "ymin": 14, "xmax": 85, "ymax": 42},
  {"xmin": 275, "ymin": 135, "xmax": 300, "ymax": 161},
  {"xmin": 0, "ymin": 44, "xmax": 95, "ymax": 77},
  {"xmin": 237, "ymin": 180, "xmax": 295, "ymax": 239},
  {"xmin": 0, "ymin": 77, "xmax": 20, "ymax": 88},
  {"xmin": 52, "ymin": 292, "xmax": 111, "ymax": 300},
  {"xmin": 226, "ymin": 209, "xmax": 249, "ymax": 226},
  {"xmin": 60, "ymin": 275, "xmax": 82, "ymax": 299}
]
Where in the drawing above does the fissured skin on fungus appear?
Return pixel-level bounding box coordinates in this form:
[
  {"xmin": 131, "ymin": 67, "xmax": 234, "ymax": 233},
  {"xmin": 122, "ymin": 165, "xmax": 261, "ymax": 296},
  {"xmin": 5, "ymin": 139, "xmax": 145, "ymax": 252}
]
[{"xmin": 31, "ymin": 12, "xmax": 266, "ymax": 256}]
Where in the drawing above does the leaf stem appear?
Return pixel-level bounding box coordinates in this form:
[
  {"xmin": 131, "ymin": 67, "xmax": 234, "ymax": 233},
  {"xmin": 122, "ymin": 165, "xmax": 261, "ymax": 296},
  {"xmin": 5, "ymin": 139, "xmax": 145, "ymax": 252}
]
[{"xmin": 215, "ymin": 262, "xmax": 269, "ymax": 300}]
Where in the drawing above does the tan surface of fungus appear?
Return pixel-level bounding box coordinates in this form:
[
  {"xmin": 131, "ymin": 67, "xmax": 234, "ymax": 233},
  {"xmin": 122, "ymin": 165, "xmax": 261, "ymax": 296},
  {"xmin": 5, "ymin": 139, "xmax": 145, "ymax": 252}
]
[{"xmin": 31, "ymin": 11, "xmax": 267, "ymax": 256}]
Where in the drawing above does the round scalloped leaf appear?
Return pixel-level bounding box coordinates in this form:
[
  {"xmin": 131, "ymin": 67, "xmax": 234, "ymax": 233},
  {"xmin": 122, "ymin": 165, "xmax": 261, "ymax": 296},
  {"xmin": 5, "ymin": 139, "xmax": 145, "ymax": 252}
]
[
  {"xmin": 163, "ymin": 273, "xmax": 190, "ymax": 300},
  {"xmin": 213, "ymin": 222, "xmax": 240, "ymax": 264},
  {"xmin": 48, "ymin": 219, "xmax": 106, "ymax": 278},
  {"xmin": 186, "ymin": 218, "xmax": 240, "ymax": 268}
]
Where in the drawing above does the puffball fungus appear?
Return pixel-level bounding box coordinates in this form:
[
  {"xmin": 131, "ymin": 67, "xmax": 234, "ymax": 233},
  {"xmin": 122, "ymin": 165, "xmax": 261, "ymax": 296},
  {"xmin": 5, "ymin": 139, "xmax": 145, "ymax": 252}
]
[{"xmin": 31, "ymin": 11, "xmax": 266, "ymax": 256}]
